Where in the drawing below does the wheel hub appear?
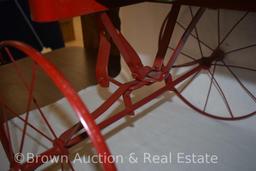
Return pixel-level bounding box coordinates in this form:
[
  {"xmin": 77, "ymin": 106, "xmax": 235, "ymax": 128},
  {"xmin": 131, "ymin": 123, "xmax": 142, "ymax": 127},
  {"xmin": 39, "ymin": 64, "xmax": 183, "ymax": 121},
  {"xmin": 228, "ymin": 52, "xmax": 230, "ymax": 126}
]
[{"xmin": 200, "ymin": 48, "xmax": 225, "ymax": 69}]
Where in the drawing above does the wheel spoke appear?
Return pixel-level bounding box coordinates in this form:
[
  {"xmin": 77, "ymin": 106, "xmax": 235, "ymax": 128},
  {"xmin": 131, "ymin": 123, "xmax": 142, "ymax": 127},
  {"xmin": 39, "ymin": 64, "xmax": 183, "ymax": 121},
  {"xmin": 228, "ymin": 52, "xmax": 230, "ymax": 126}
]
[
  {"xmin": 20, "ymin": 111, "xmax": 41, "ymax": 153},
  {"xmin": 176, "ymin": 21, "xmax": 214, "ymax": 51},
  {"xmin": 213, "ymin": 63, "xmax": 256, "ymax": 72},
  {"xmin": 4, "ymin": 47, "xmax": 30, "ymax": 153},
  {"xmin": 27, "ymin": 62, "xmax": 37, "ymax": 100},
  {"xmin": 26, "ymin": 63, "xmax": 37, "ymax": 112},
  {"xmin": 189, "ymin": 6, "xmax": 204, "ymax": 57},
  {"xmin": 217, "ymin": 9, "xmax": 221, "ymax": 45},
  {"xmin": 1, "ymin": 41, "xmax": 115, "ymax": 170},
  {"xmin": 4, "ymin": 47, "xmax": 30, "ymax": 89},
  {"xmin": 171, "ymin": 8, "xmax": 255, "ymax": 119},
  {"xmin": 203, "ymin": 62, "xmax": 217, "ymax": 111},
  {"xmin": 207, "ymin": 69, "xmax": 234, "ymax": 118},
  {"xmin": 179, "ymin": 70, "xmax": 200, "ymax": 93},
  {"xmin": 225, "ymin": 44, "xmax": 256, "ymax": 55},
  {"xmin": 168, "ymin": 47, "xmax": 196, "ymax": 61},
  {"xmin": 67, "ymin": 159, "xmax": 75, "ymax": 171},
  {"xmin": 4, "ymin": 104, "xmax": 54, "ymax": 142},
  {"xmin": 19, "ymin": 63, "xmax": 37, "ymax": 153},
  {"xmin": 221, "ymin": 61, "xmax": 256, "ymax": 103},
  {"xmin": 4, "ymin": 47, "xmax": 58, "ymax": 141},
  {"xmin": 219, "ymin": 12, "xmax": 249, "ymax": 46},
  {"xmin": 33, "ymin": 99, "xmax": 58, "ymax": 139},
  {"xmin": 60, "ymin": 163, "xmax": 64, "ymax": 171},
  {"xmin": 172, "ymin": 60, "xmax": 200, "ymax": 67},
  {"xmin": 3, "ymin": 47, "xmax": 57, "ymax": 151},
  {"xmin": 2, "ymin": 107, "xmax": 14, "ymax": 160},
  {"xmin": 166, "ymin": 7, "xmax": 206, "ymax": 71}
]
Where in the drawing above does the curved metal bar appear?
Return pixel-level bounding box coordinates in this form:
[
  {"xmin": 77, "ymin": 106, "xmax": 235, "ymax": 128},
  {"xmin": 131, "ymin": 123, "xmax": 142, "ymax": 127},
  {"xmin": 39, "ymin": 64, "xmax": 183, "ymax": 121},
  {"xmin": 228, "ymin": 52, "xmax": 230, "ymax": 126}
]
[
  {"xmin": 165, "ymin": 7, "xmax": 206, "ymax": 72},
  {"xmin": 0, "ymin": 41, "xmax": 116, "ymax": 171}
]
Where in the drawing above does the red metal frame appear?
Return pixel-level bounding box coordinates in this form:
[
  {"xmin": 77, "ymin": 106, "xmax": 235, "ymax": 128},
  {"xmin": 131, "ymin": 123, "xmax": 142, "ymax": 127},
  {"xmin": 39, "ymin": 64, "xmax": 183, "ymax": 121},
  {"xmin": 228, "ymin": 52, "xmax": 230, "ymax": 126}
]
[
  {"xmin": 28, "ymin": 0, "xmax": 145, "ymax": 22},
  {"xmin": 1, "ymin": 0, "xmax": 256, "ymax": 170},
  {"xmin": 0, "ymin": 41, "xmax": 116, "ymax": 171},
  {"xmin": 28, "ymin": 0, "xmax": 256, "ymax": 23}
]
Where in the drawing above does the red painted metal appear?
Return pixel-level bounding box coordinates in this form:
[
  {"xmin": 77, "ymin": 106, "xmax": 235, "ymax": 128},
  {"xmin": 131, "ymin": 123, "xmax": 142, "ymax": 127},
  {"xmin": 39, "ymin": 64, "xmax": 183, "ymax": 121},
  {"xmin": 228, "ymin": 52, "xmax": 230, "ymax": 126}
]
[
  {"xmin": 174, "ymin": 90, "xmax": 256, "ymax": 120},
  {"xmin": 99, "ymin": 13, "xmax": 144, "ymax": 78},
  {"xmin": 28, "ymin": 0, "xmax": 145, "ymax": 22},
  {"xmin": 0, "ymin": 113, "xmax": 14, "ymax": 164},
  {"xmin": 28, "ymin": 0, "xmax": 256, "ymax": 23},
  {"xmin": 0, "ymin": 41, "xmax": 116, "ymax": 171},
  {"xmin": 96, "ymin": 31, "xmax": 111, "ymax": 87},
  {"xmin": 28, "ymin": 0, "xmax": 108, "ymax": 22},
  {"xmin": 171, "ymin": 8, "xmax": 256, "ymax": 120},
  {"xmin": 165, "ymin": 7, "xmax": 205, "ymax": 72},
  {"xmin": 154, "ymin": 3, "xmax": 181, "ymax": 70}
]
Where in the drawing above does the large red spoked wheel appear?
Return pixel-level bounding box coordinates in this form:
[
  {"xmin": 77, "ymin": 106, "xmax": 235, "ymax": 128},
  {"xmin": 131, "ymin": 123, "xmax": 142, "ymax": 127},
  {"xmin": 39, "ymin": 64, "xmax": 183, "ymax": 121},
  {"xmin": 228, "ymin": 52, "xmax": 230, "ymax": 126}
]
[
  {"xmin": 170, "ymin": 6, "xmax": 256, "ymax": 120},
  {"xmin": 0, "ymin": 41, "xmax": 116, "ymax": 170}
]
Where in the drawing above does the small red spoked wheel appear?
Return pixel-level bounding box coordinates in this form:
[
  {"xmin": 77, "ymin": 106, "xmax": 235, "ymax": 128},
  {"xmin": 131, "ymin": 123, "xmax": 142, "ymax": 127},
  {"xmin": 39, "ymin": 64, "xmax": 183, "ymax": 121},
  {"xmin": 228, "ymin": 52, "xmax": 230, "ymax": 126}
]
[
  {"xmin": 0, "ymin": 41, "xmax": 116, "ymax": 170},
  {"xmin": 169, "ymin": 6, "xmax": 256, "ymax": 120}
]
